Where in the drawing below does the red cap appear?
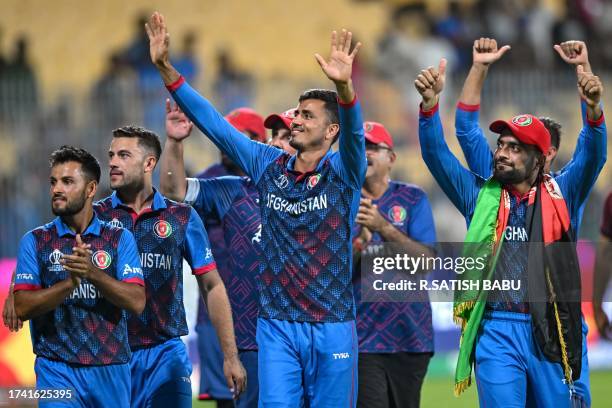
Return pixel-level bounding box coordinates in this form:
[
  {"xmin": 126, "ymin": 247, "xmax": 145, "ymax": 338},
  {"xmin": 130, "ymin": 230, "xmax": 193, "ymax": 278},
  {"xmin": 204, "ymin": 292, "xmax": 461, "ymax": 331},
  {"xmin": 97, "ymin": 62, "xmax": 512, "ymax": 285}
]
[
  {"xmin": 364, "ymin": 121, "xmax": 393, "ymax": 149},
  {"xmin": 264, "ymin": 109, "xmax": 296, "ymax": 130},
  {"xmin": 489, "ymin": 114, "xmax": 550, "ymax": 154},
  {"xmin": 225, "ymin": 108, "xmax": 266, "ymax": 142}
]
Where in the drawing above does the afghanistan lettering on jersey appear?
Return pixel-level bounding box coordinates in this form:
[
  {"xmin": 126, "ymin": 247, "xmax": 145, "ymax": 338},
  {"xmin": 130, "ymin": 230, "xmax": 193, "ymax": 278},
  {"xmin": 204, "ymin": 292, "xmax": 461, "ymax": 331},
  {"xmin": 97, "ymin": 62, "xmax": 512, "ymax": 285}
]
[
  {"xmin": 257, "ymin": 153, "xmax": 358, "ymax": 323},
  {"xmin": 353, "ymin": 182, "xmax": 436, "ymax": 353},
  {"xmin": 95, "ymin": 190, "xmax": 216, "ymax": 348},
  {"xmin": 13, "ymin": 216, "xmax": 143, "ymax": 365}
]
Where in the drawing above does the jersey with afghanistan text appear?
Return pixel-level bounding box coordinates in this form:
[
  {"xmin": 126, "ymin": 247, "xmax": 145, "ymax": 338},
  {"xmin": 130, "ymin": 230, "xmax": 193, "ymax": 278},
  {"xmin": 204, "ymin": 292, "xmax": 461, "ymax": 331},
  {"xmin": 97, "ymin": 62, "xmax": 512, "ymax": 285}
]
[
  {"xmin": 168, "ymin": 78, "xmax": 366, "ymax": 323},
  {"xmin": 94, "ymin": 189, "xmax": 216, "ymax": 348},
  {"xmin": 14, "ymin": 215, "xmax": 143, "ymax": 365}
]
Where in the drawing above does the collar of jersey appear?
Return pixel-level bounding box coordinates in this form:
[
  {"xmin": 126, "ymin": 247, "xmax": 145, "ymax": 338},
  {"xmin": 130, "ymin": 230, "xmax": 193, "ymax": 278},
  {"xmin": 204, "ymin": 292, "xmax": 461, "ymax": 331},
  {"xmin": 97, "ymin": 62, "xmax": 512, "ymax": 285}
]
[
  {"xmin": 53, "ymin": 214, "xmax": 102, "ymax": 237},
  {"xmin": 110, "ymin": 187, "xmax": 167, "ymax": 211},
  {"xmin": 286, "ymin": 149, "xmax": 332, "ymax": 175}
]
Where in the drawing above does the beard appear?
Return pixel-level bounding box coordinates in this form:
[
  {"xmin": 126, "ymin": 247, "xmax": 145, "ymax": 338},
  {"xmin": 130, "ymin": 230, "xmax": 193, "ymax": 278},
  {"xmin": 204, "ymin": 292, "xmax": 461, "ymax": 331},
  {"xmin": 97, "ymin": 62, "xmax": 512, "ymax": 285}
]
[
  {"xmin": 52, "ymin": 192, "xmax": 87, "ymax": 216},
  {"xmin": 493, "ymin": 154, "xmax": 539, "ymax": 185}
]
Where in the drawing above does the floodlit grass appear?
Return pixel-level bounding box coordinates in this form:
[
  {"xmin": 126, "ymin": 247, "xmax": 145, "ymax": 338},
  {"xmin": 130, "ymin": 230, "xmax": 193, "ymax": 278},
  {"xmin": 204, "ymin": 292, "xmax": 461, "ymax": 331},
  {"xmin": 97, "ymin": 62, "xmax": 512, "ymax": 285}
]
[{"xmin": 193, "ymin": 370, "xmax": 612, "ymax": 407}]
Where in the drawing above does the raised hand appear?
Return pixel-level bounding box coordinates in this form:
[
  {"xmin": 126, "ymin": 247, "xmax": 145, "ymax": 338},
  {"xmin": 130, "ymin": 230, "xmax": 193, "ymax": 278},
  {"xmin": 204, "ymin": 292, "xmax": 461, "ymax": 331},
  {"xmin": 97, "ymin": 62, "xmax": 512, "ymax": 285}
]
[
  {"xmin": 414, "ymin": 59, "xmax": 447, "ymax": 110},
  {"xmin": 472, "ymin": 37, "xmax": 511, "ymax": 67},
  {"xmin": 315, "ymin": 29, "xmax": 361, "ymax": 85},
  {"xmin": 166, "ymin": 99, "xmax": 193, "ymax": 142},
  {"xmin": 577, "ymin": 65, "xmax": 603, "ymax": 107},
  {"xmin": 145, "ymin": 12, "xmax": 170, "ymax": 67},
  {"xmin": 554, "ymin": 41, "xmax": 591, "ymax": 71}
]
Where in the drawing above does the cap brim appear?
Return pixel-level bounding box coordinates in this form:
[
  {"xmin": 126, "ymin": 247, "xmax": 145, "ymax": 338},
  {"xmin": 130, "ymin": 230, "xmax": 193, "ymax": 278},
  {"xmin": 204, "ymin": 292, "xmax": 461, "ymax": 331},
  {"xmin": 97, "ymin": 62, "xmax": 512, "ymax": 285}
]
[
  {"xmin": 264, "ymin": 114, "xmax": 292, "ymax": 130},
  {"xmin": 489, "ymin": 119, "xmax": 512, "ymax": 134}
]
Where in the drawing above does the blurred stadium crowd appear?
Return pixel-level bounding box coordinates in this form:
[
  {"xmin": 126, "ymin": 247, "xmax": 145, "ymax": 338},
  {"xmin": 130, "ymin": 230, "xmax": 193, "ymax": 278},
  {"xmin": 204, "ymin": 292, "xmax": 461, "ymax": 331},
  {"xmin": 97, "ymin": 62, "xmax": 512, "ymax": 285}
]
[{"xmin": 0, "ymin": 0, "xmax": 610, "ymax": 257}]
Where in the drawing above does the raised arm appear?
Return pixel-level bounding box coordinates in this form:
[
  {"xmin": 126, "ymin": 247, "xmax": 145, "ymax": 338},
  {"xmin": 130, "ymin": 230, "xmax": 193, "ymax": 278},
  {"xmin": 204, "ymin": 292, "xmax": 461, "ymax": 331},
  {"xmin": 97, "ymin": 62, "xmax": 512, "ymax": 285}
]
[
  {"xmin": 555, "ymin": 65, "xmax": 606, "ymax": 215},
  {"xmin": 456, "ymin": 38, "xmax": 510, "ymax": 179},
  {"xmin": 415, "ymin": 60, "xmax": 481, "ymax": 218},
  {"xmin": 160, "ymin": 99, "xmax": 192, "ymax": 201},
  {"xmin": 315, "ymin": 30, "xmax": 366, "ymax": 188},
  {"xmin": 146, "ymin": 12, "xmax": 281, "ymax": 182}
]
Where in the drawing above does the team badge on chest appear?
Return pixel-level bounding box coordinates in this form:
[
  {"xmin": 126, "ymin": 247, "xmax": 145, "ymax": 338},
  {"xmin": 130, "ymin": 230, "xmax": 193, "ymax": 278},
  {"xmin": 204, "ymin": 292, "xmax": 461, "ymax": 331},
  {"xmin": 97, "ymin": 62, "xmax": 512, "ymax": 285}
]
[
  {"xmin": 154, "ymin": 220, "xmax": 173, "ymax": 239},
  {"xmin": 92, "ymin": 250, "xmax": 112, "ymax": 270}
]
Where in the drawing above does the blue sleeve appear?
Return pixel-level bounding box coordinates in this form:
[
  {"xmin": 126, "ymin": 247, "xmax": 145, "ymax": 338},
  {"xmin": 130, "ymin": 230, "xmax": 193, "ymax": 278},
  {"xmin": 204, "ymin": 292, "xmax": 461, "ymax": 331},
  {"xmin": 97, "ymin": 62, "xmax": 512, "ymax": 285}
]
[
  {"xmin": 169, "ymin": 79, "xmax": 283, "ymax": 182},
  {"xmin": 407, "ymin": 191, "xmax": 437, "ymax": 246},
  {"xmin": 184, "ymin": 207, "xmax": 217, "ymax": 275},
  {"xmin": 455, "ymin": 104, "xmax": 493, "ymax": 179},
  {"xmin": 14, "ymin": 232, "xmax": 41, "ymax": 291},
  {"xmin": 555, "ymin": 115, "xmax": 607, "ymax": 221},
  {"xmin": 330, "ymin": 98, "xmax": 367, "ymax": 189},
  {"xmin": 558, "ymin": 99, "xmax": 592, "ymax": 174},
  {"xmin": 185, "ymin": 176, "xmax": 245, "ymax": 220},
  {"xmin": 419, "ymin": 105, "xmax": 482, "ymax": 219},
  {"xmin": 116, "ymin": 229, "xmax": 144, "ymax": 285}
]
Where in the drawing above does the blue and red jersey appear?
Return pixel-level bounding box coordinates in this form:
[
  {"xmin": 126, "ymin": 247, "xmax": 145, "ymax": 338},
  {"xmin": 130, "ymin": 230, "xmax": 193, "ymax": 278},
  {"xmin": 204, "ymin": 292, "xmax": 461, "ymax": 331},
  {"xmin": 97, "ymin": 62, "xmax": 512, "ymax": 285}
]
[
  {"xmin": 185, "ymin": 175, "xmax": 260, "ymax": 350},
  {"xmin": 167, "ymin": 77, "xmax": 366, "ymax": 323},
  {"xmin": 94, "ymin": 189, "xmax": 216, "ymax": 348},
  {"xmin": 419, "ymin": 103, "xmax": 606, "ymax": 311},
  {"xmin": 14, "ymin": 215, "xmax": 143, "ymax": 365},
  {"xmin": 454, "ymin": 100, "xmax": 592, "ymax": 234},
  {"xmin": 353, "ymin": 181, "xmax": 436, "ymax": 353}
]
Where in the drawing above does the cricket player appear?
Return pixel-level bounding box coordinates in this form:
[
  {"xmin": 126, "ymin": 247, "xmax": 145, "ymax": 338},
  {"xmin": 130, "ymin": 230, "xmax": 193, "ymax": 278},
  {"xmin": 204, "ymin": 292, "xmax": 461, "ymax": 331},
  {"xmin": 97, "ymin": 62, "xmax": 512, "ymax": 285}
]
[
  {"xmin": 351, "ymin": 122, "xmax": 436, "ymax": 408},
  {"xmin": 14, "ymin": 146, "xmax": 145, "ymax": 407},
  {"xmin": 146, "ymin": 11, "xmax": 365, "ymax": 406},
  {"xmin": 416, "ymin": 53, "xmax": 606, "ymax": 406},
  {"xmin": 94, "ymin": 125, "xmax": 245, "ymax": 407}
]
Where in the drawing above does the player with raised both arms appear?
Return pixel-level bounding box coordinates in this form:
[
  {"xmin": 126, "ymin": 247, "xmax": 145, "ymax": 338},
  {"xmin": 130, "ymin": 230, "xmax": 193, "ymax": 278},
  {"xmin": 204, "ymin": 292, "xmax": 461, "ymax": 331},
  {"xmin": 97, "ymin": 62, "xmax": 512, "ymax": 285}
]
[{"xmin": 146, "ymin": 11, "xmax": 365, "ymax": 406}]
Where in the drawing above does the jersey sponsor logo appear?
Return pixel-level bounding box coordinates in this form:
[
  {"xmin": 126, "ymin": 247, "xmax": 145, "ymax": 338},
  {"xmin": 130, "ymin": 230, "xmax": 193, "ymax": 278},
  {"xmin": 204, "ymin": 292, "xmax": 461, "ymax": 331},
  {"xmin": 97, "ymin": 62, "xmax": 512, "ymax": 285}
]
[
  {"xmin": 252, "ymin": 224, "xmax": 262, "ymax": 244},
  {"xmin": 388, "ymin": 205, "xmax": 407, "ymax": 225},
  {"xmin": 49, "ymin": 249, "xmax": 64, "ymax": 272},
  {"xmin": 109, "ymin": 218, "xmax": 124, "ymax": 228},
  {"xmin": 307, "ymin": 174, "xmax": 321, "ymax": 190},
  {"xmin": 512, "ymin": 115, "xmax": 533, "ymax": 127},
  {"xmin": 205, "ymin": 248, "xmax": 213, "ymax": 260},
  {"xmin": 69, "ymin": 282, "xmax": 102, "ymax": 300},
  {"xmin": 16, "ymin": 273, "xmax": 34, "ymax": 281},
  {"xmin": 504, "ymin": 226, "xmax": 528, "ymax": 242},
  {"xmin": 153, "ymin": 220, "xmax": 173, "ymax": 239},
  {"xmin": 92, "ymin": 250, "xmax": 112, "ymax": 270},
  {"xmin": 265, "ymin": 193, "xmax": 328, "ymax": 215},
  {"xmin": 274, "ymin": 174, "xmax": 289, "ymax": 189},
  {"xmin": 123, "ymin": 264, "xmax": 143, "ymax": 277},
  {"xmin": 332, "ymin": 352, "xmax": 350, "ymax": 360},
  {"xmin": 140, "ymin": 253, "xmax": 172, "ymax": 270}
]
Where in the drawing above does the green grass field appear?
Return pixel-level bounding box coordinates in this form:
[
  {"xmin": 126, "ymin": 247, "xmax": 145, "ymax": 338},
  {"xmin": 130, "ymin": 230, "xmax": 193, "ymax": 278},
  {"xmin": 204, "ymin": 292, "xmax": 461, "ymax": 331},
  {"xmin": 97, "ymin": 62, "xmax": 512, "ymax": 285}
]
[{"xmin": 193, "ymin": 370, "xmax": 612, "ymax": 407}]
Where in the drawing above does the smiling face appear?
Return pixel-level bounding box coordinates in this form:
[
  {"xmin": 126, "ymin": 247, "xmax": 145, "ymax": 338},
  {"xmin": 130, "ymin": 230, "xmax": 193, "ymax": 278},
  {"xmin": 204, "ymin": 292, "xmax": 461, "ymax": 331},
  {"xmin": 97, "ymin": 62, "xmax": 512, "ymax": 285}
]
[
  {"xmin": 289, "ymin": 99, "xmax": 338, "ymax": 153},
  {"xmin": 493, "ymin": 131, "xmax": 542, "ymax": 185},
  {"xmin": 50, "ymin": 161, "xmax": 95, "ymax": 216},
  {"xmin": 108, "ymin": 137, "xmax": 156, "ymax": 192}
]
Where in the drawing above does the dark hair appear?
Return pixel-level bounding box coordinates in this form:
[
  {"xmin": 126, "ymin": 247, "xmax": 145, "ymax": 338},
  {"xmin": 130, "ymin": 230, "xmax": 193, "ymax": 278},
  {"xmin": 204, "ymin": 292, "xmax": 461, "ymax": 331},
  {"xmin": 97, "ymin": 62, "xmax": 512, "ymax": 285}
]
[
  {"xmin": 112, "ymin": 125, "xmax": 162, "ymax": 161},
  {"xmin": 299, "ymin": 89, "xmax": 340, "ymax": 143},
  {"xmin": 49, "ymin": 145, "xmax": 101, "ymax": 183},
  {"xmin": 539, "ymin": 117, "xmax": 561, "ymax": 150},
  {"xmin": 299, "ymin": 89, "xmax": 339, "ymax": 125}
]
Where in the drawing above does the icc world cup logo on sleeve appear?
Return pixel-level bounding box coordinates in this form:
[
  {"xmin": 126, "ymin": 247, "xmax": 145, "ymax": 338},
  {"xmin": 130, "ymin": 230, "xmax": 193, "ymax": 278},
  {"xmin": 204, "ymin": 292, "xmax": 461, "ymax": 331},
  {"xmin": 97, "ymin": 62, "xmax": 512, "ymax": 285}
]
[
  {"xmin": 154, "ymin": 220, "xmax": 173, "ymax": 239},
  {"xmin": 92, "ymin": 250, "xmax": 112, "ymax": 270}
]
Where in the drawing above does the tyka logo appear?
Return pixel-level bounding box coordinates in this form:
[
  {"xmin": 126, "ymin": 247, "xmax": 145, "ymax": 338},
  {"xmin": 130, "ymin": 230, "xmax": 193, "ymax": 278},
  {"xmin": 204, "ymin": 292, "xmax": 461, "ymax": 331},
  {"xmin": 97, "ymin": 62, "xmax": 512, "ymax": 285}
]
[
  {"xmin": 109, "ymin": 218, "xmax": 124, "ymax": 228},
  {"xmin": 333, "ymin": 353, "xmax": 350, "ymax": 360}
]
